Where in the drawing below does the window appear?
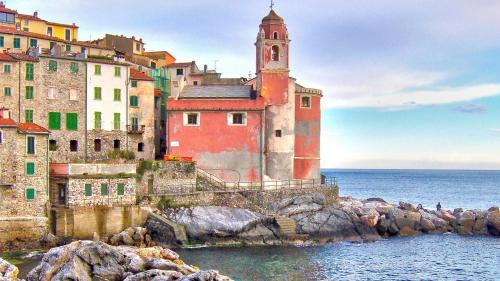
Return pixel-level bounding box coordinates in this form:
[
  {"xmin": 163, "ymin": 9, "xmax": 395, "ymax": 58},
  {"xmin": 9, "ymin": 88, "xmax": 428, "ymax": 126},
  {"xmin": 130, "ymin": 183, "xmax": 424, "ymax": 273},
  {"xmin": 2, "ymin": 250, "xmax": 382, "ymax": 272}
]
[
  {"xmin": 49, "ymin": 140, "xmax": 57, "ymax": 151},
  {"xmin": 84, "ymin": 184, "xmax": 92, "ymax": 197},
  {"xmin": 0, "ymin": 131, "xmax": 2, "ymax": 144},
  {"xmin": 65, "ymin": 45, "xmax": 71, "ymax": 52},
  {"xmin": 29, "ymin": 39, "xmax": 37, "ymax": 48},
  {"xmin": 26, "ymin": 136, "xmax": 35, "ymax": 154},
  {"xmin": 48, "ymin": 60, "xmax": 57, "ymax": 72},
  {"xmin": 193, "ymin": 81, "xmax": 198, "ymax": 86},
  {"xmin": 176, "ymin": 68, "xmax": 184, "ymax": 76},
  {"xmin": 114, "ymin": 139, "xmax": 121, "ymax": 150},
  {"xmin": 70, "ymin": 62, "xmax": 78, "ymax": 74},
  {"xmin": 138, "ymin": 142, "xmax": 144, "ymax": 152},
  {"xmin": 0, "ymin": 12, "xmax": 14, "ymax": 24},
  {"xmin": 275, "ymin": 130, "xmax": 282, "ymax": 138},
  {"xmin": 48, "ymin": 112, "xmax": 61, "ymax": 130},
  {"xmin": 135, "ymin": 42, "xmax": 140, "ymax": 52},
  {"xmin": 94, "ymin": 87, "xmax": 102, "ymax": 100},
  {"xmin": 13, "ymin": 38, "xmax": 20, "ymax": 49},
  {"xmin": 94, "ymin": 65, "xmax": 101, "ymax": 75},
  {"xmin": 94, "ymin": 112, "xmax": 101, "ymax": 129},
  {"xmin": 273, "ymin": 32, "xmax": 279, "ymax": 40},
  {"xmin": 131, "ymin": 80, "xmax": 137, "ymax": 87},
  {"xmin": 69, "ymin": 89, "xmax": 78, "ymax": 101},
  {"xmin": 117, "ymin": 183, "xmax": 125, "ymax": 196},
  {"xmin": 3, "ymin": 64, "xmax": 11, "ymax": 73},
  {"xmin": 94, "ymin": 139, "xmax": 102, "ymax": 152},
  {"xmin": 70, "ymin": 140, "xmax": 78, "ymax": 152},
  {"xmin": 114, "ymin": 67, "xmax": 121, "ymax": 77},
  {"xmin": 25, "ymin": 63, "xmax": 34, "ymax": 80},
  {"xmin": 228, "ymin": 112, "xmax": 246, "ymax": 126},
  {"xmin": 184, "ymin": 112, "xmax": 199, "ymax": 126},
  {"xmin": 150, "ymin": 61, "xmax": 156, "ymax": 69},
  {"xmin": 47, "ymin": 27, "xmax": 53, "ymax": 36},
  {"xmin": 130, "ymin": 96, "xmax": 138, "ymax": 107},
  {"xmin": 49, "ymin": 42, "xmax": 56, "ymax": 50},
  {"xmin": 131, "ymin": 117, "xmax": 139, "ymax": 131},
  {"xmin": 47, "ymin": 88, "xmax": 56, "ymax": 99},
  {"xmin": 26, "ymin": 188, "xmax": 35, "ymax": 200},
  {"xmin": 100, "ymin": 183, "xmax": 108, "ymax": 196},
  {"xmin": 65, "ymin": 29, "xmax": 71, "ymax": 41},
  {"xmin": 25, "ymin": 110, "xmax": 34, "ymax": 123},
  {"xmin": 26, "ymin": 162, "xmax": 35, "ymax": 175},
  {"xmin": 4, "ymin": 87, "xmax": 11, "ymax": 97},
  {"xmin": 301, "ymin": 96, "xmax": 311, "ymax": 108},
  {"xmin": 0, "ymin": 36, "xmax": 3, "ymax": 47},
  {"xmin": 271, "ymin": 45, "xmax": 280, "ymax": 61},
  {"xmin": 114, "ymin": 113, "xmax": 121, "ymax": 130},
  {"xmin": 113, "ymin": 89, "xmax": 121, "ymax": 101},
  {"xmin": 66, "ymin": 113, "xmax": 78, "ymax": 130},
  {"xmin": 25, "ymin": 86, "xmax": 34, "ymax": 99}
]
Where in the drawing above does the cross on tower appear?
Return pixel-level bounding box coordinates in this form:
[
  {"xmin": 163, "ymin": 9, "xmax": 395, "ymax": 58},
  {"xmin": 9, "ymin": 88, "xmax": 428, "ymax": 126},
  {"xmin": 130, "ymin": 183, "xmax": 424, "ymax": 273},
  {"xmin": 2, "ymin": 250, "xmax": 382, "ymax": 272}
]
[{"xmin": 270, "ymin": 0, "xmax": 275, "ymax": 9}]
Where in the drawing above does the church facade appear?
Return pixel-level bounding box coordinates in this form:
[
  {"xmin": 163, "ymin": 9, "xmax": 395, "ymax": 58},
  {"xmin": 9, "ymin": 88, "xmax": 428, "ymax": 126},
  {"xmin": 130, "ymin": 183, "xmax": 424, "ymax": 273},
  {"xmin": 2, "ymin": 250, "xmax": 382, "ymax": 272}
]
[{"xmin": 166, "ymin": 9, "xmax": 322, "ymax": 182}]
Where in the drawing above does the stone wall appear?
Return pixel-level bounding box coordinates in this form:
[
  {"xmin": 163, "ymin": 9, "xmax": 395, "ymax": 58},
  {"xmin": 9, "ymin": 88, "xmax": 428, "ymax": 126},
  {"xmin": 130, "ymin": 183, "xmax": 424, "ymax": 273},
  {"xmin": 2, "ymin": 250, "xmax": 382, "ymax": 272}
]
[
  {"xmin": 128, "ymin": 79, "xmax": 156, "ymax": 160},
  {"xmin": 0, "ymin": 61, "xmax": 20, "ymax": 121},
  {"xmin": 137, "ymin": 161, "xmax": 196, "ymax": 196},
  {"xmin": 0, "ymin": 216, "xmax": 48, "ymax": 251},
  {"xmin": 86, "ymin": 130, "xmax": 128, "ymax": 161}
]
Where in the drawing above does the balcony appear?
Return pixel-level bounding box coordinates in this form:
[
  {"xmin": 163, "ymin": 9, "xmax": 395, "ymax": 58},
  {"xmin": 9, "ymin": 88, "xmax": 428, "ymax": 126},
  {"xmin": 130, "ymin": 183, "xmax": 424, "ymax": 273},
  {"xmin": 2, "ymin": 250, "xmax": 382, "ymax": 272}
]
[{"xmin": 127, "ymin": 125, "xmax": 145, "ymax": 134}]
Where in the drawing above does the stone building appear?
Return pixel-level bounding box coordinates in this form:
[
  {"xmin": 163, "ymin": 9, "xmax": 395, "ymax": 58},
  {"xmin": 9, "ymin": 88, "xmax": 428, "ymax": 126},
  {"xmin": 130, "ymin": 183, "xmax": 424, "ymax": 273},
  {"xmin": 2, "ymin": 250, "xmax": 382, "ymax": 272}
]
[{"xmin": 166, "ymin": 9, "xmax": 322, "ymax": 182}]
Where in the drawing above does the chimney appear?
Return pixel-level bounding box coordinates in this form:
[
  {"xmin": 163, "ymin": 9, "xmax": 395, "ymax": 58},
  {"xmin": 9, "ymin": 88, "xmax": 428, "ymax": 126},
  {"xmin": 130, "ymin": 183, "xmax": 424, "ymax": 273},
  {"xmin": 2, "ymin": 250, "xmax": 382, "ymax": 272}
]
[
  {"xmin": 34, "ymin": 11, "xmax": 38, "ymax": 17},
  {"xmin": 0, "ymin": 107, "xmax": 9, "ymax": 119},
  {"xmin": 204, "ymin": 64, "xmax": 207, "ymax": 73},
  {"xmin": 0, "ymin": 2, "xmax": 4, "ymax": 8}
]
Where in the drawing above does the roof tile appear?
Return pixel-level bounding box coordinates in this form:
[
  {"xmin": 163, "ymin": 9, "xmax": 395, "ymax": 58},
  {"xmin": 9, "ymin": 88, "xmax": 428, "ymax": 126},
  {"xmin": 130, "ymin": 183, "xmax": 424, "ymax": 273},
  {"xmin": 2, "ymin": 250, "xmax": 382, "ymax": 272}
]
[
  {"xmin": 130, "ymin": 68, "xmax": 154, "ymax": 81},
  {"xmin": 18, "ymin": 123, "xmax": 50, "ymax": 134}
]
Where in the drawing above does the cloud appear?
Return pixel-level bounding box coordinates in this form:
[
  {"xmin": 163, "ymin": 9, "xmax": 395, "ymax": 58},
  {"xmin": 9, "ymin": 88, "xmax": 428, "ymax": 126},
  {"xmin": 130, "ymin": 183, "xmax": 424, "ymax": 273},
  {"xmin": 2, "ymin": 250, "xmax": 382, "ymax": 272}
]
[
  {"xmin": 490, "ymin": 129, "xmax": 500, "ymax": 134},
  {"xmin": 454, "ymin": 104, "xmax": 487, "ymax": 114}
]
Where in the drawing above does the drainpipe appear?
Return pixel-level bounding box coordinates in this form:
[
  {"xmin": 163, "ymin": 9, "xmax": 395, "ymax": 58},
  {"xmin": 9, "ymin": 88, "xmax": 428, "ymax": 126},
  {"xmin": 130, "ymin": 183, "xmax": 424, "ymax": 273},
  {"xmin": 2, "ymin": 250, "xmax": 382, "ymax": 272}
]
[
  {"xmin": 126, "ymin": 66, "xmax": 129, "ymax": 151},
  {"xmin": 18, "ymin": 60, "xmax": 21, "ymax": 123},
  {"xmin": 84, "ymin": 61, "xmax": 88, "ymax": 163}
]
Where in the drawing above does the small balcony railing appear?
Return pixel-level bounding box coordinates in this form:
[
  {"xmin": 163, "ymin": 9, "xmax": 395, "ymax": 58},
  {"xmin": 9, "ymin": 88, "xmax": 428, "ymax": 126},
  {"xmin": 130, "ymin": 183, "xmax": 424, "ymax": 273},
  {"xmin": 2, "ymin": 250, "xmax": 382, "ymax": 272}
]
[{"xmin": 127, "ymin": 125, "xmax": 145, "ymax": 134}]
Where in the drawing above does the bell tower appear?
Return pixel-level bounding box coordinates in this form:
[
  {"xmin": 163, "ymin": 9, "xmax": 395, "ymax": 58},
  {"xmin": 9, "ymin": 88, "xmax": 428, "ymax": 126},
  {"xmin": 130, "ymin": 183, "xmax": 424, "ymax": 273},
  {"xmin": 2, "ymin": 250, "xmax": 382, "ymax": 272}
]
[{"xmin": 255, "ymin": 9, "xmax": 290, "ymax": 105}]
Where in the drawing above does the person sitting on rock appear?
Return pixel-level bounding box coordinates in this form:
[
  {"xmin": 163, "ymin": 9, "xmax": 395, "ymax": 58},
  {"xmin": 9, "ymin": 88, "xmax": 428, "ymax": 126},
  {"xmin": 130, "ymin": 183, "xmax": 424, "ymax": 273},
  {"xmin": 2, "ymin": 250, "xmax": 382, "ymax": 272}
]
[
  {"xmin": 436, "ymin": 202, "xmax": 442, "ymax": 211},
  {"xmin": 417, "ymin": 203, "xmax": 423, "ymax": 210}
]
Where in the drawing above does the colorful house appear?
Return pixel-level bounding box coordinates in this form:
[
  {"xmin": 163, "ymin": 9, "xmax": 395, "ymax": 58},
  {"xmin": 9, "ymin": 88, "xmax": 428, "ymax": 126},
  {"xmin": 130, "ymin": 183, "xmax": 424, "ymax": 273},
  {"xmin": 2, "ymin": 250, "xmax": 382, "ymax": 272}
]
[
  {"xmin": 16, "ymin": 11, "xmax": 79, "ymax": 41},
  {"xmin": 166, "ymin": 9, "xmax": 322, "ymax": 182}
]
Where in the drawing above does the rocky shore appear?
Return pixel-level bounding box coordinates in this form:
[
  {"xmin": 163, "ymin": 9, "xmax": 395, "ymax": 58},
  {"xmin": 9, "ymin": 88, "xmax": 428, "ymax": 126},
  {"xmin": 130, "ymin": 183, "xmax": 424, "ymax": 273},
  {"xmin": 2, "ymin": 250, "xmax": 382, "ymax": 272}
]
[{"xmin": 147, "ymin": 193, "xmax": 500, "ymax": 247}]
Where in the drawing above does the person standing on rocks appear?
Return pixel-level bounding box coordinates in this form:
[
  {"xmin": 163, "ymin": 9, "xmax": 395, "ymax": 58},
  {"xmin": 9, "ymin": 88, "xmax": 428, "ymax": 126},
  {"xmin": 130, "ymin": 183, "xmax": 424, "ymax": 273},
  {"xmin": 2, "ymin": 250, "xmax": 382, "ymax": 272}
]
[{"xmin": 436, "ymin": 202, "xmax": 442, "ymax": 211}]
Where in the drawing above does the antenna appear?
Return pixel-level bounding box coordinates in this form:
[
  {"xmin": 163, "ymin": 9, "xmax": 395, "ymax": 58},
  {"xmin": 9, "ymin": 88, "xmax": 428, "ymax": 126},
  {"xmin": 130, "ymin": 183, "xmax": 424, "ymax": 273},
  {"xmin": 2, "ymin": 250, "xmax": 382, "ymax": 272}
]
[
  {"xmin": 214, "ymin": 60, "xmax": 219, "ymax": 72},
  {"xmin": 270, "ymin": 0, "xmax": 275, "ymax": 9}
]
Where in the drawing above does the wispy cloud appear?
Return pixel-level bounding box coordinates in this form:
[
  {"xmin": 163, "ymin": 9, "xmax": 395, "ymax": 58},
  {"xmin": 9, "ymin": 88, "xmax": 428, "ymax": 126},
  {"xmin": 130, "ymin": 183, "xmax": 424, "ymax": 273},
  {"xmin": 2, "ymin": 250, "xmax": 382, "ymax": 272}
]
[
  {"xmin": 490, "ymin": 128, "xmax": 500, "ymax": 134},
  {"xmin": 454, "ymin": 103, "xmax": 488, "ymax": 114}
]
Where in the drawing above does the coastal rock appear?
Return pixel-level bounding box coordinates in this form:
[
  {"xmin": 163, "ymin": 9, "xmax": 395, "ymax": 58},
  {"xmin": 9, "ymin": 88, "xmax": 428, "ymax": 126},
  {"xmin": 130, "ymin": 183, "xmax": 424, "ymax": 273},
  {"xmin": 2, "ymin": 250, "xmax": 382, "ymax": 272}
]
[
  {"xmin": 108, "ymin": 227, "xmax": 155, "ymax": 248},
  {"xmin": 0, "ymin": 258, "xmax": 19, "ymax": 280},
  {"xmin": 26, "ymin": 241, "xmax": 231, "ymax": 281},
  {"xmin": 486, "ymin": 210, "xmax": 500, "ymax": 236},
  {"xmin": 472, "ymin": 211, "xmax": 488, "ymax": 235},
  {"xmin": 420, "ymin": 217, "xmax": 436, "ymax": 233},
  {"xmin": 437, "ymin": 211, "xmax": 456, "ymax": 224},
  {"xmin": 399, "ymin": 202, "xmax": 418, "ymax": 212},
  {"xmin": 388, "ymin": 208, "xmax": 422, "ymax": 232},
  {"xmin": 455, "ymin": 211, "xmax": 475, "ymax": 235},
  {"xmin": 268, "ymin": 193, "xmax": 326, "ymax": 216}
]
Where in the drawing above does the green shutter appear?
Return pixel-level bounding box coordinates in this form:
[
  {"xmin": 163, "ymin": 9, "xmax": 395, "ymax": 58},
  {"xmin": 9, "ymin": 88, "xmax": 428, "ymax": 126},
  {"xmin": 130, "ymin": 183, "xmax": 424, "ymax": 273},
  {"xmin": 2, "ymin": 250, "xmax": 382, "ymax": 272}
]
[
  {"xmin": 27, "ymin": 136, "xmax": 35, "ymax": 154},
  {"xmin": 26, "ymin": 162, "xmax": 35, "ymax": 175},
  {"xmin": 94, "ymin": 112, "xmax": 101, "ymax": 129},
  {"xmin": 3, "ymin": 64, "xmax": 10, "ymax": 73},
  {"xmin": 131, "ymin": 80, "xmax": 137, "ymax": 87},
  {"xmin": 94, "ymin": 87, "xmax": 101, "ymax": 100},
  {"xmin": 25, "ymin": 86, "xmax": 34, "ymax": 99},
  {"xmin": 49, "ymin": 60, "xmax": 57, "ymax": 72},
  {"xmin": 66, "ymin": 113, "xmax": 78, "ymax": 130},
  {"xmin": 84, "ymin": 184, "xmax": 92, "ymax": 197},
  {"xmin": 25, "ymin": 110, "xmax": 34, "ymax": 123},
  {"xmin": 114, "ymin": 89, "xmax": 121, "ymax": 101},
  {"xmin": 130, "ymin": 96, "xmax": 138, "ymax": 107},
  {"xmin": 101, "ymin": 184, "xmax": 108, "ymax": 196},
  {"xmin": 4, "ymin": 87, "xmax": 11, "ymax": 97},
  {"xmin": 25, "ymin": 63, "xmax": 34, "ymax": 80},
  {"xmin": 49, "ymin": 112, "xmax": 61, "ymax": 130},
  {"xmin": 95, "ymin": 65, "xmax": 101, "ymax": 75},
  {"xmin": 114, "ymin": 67, "xmax": 121, "ymax": 77},
  {"xmin": 13, "ymin": 38, "xmax": 20, "ymax": 49},
  {"xmin": 30, "ymin": 39, "xmax": 37, "ymax": 47},
  {"xmin": 0, "ymin": 36, "xmax": 4, "ymax": 47},
  {"xmin": 65, "ymin": 45, "xmax": 71, "ymax": 52},
  {"xmin": 114, "ymin": 113, "xmax": 120, "ymax": 130},
  {"xmin": 117, "ymin": 183, "xmax": 125, "ymax": 196},
  {"xmin": 70, "ymin": 62, "xmax": 78, "ymax": 74},
  {"xmin": 26, "ymin": 188, "xmax": 35, "ymax": 200}
]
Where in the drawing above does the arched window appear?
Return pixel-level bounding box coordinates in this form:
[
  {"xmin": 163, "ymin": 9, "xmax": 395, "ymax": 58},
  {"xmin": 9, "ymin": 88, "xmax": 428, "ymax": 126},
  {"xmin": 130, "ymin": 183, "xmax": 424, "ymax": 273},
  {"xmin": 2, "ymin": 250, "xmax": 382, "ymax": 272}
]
[
  {"xmin": 271, "ymin": 45, "xmax": 280, "ymax": 61},
  {"xmin": 273, "ymin": 32, "xmax": 279, "ymax": 40}
]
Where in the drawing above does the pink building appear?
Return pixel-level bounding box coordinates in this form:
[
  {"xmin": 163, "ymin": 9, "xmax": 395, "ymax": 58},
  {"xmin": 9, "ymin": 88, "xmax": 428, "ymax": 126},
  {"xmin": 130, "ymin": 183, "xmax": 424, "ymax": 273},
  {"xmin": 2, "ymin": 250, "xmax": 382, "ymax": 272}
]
[{"xmin": 166, "ymin": 9, "xmax": 322, "ymax": 182}]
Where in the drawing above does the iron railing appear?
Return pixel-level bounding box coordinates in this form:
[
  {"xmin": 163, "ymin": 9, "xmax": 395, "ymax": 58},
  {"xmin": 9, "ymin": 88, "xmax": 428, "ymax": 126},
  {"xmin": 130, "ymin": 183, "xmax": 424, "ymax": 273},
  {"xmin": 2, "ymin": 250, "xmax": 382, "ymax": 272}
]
[{"xmin": 127, "ymin": 125, "xmax": 145, "ymax": 134}]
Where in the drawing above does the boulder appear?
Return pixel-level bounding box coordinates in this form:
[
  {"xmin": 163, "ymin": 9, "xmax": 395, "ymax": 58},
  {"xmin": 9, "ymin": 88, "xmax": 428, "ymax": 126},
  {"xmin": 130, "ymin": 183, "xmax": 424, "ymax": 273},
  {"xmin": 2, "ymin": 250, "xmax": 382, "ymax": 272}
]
[
  {"xmin": 420, "ymin": 217, "xmax": 436, "ymax": 233},
  {"xmin": 399, "ymin": 202, "xmax": 418, "ymax": 212},
  {"xmin": 472, "ymin": 211, "xmax": 488, "ymax": 235},
  {"xmin": 437, "ymin": 211, "xmax": 456, "ymax": 224},
  {"xmin": 453, "ymin": 208, "xmax": 463, "ymax": 216},
  {"xmin": 455, "ymin": 211, "xmax": 475, "ymax": 235},
  {"xmin": 0, "ymin": 258, "xmax": 19, "ymax": 280},
  {"xmin": 388, "ymin": 208, "xmax": 421, "ymax": 231},
  {"xmin": 109, "ymin": 227, "xmax": 156, "ymax": 248},
  {"xmin": 269, "ymin": 193, "xmax": 326, "ymax": 216},
  {"xmin": 486, "ymin": 210, "xmax": 500, "ymax": 236},
  {"xmin": 123, "ymin": 269, "xmax": 183, "ymax": 281}
]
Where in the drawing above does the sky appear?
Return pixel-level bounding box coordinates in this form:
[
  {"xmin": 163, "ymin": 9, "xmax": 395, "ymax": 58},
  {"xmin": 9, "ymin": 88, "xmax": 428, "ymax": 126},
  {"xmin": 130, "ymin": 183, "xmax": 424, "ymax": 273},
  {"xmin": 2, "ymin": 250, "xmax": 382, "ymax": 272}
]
[{"xmin": 9, "ymin": 0, "xmax": 500, "ymax": 170}]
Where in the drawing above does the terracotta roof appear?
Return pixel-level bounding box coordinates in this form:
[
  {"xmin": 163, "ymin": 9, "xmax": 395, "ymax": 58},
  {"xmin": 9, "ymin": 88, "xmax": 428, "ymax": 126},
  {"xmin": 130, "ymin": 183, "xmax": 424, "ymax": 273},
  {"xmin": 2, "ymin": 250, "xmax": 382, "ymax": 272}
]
[
  {"xmin": 0, "ymin": 4, "xmax": 16, "ymax": 14},
  {"xmin": 0, "ymin": 118, "xmax": 17, "ymax": 127},
  {"xmin": 0, "ymin": 52, "xmax": 16, "ymax": 62},
  {"xmin": 262, "ymin": 9, "xmax": 284, "ymax": 23},
  {"xmin": 154, "ymin": 88, "xmax": 162, "ymax": 97},
  {"xmin": 143, "ymin": 51, "xmax": 176, "ymax": 61},
  {"xmin": 16, "ymin": 13, "xmax": 40, "ymax": 21},
  {"xmin": 167, "ymin": 62, "xmax": 193, "ymax": 68},
  {"xmin": 6, "ymin": 52, "xmax": 38, "ymax": 62},
  {"xmin": 18, "ymin": 123, "xmax": 50, "ymax": 134},
  {"xmin": 86, "ymin": 57, "xmax": 129, "ymax": 66},
  {"xmin": 167, "ymin": 98, "xmax": 265, "ymax": 111},
  {"xmin": 180, "ymin": 85, "xmax": 252, "ymax": 99},
  {"xmin": 16, "ymin": 13, "xmax": 79, "ymax": 28},
  {"xmin": 130, "ymin": 68, "xmax": 154, "ymax": 81}
]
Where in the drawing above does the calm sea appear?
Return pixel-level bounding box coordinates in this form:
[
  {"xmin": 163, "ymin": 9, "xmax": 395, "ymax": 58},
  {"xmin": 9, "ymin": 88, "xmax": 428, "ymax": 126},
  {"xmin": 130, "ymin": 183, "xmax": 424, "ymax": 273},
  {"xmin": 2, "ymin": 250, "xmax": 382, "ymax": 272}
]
[{"xmin": 176, "ymin": 169, "xmax": 500, "ymax": 281}]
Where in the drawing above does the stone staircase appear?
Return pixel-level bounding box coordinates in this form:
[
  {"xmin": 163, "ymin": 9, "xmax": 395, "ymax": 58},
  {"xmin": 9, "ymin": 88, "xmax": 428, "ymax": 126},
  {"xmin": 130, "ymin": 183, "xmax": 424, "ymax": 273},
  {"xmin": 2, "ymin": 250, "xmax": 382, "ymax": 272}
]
[{"xmin": 274, "ymin": 215, "xmax": 297, "ymax": 237}]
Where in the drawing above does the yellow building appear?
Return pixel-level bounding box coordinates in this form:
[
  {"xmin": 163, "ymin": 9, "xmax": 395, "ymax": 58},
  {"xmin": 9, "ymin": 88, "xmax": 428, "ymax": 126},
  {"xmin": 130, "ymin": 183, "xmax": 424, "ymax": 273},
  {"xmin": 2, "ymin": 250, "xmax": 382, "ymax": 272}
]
[{"xmin": 15, "ymin": 12, "xmax": 78, "ymax": 41}]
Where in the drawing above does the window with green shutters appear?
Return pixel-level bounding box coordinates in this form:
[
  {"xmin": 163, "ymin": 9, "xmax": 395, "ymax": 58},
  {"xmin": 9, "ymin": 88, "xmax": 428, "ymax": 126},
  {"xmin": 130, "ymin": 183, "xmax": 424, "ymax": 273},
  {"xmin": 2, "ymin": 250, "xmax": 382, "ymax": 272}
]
[
  {"xmin": 113, "ymin": 89, "xmax": 121, "ymax": 101},
  {"xmin": 26, "ymin": 188, "xmax": 35, "ymax": 200},
  {"xmin": 131, "ymin": 80, "xmax": 137, "ymax": 87},
  {"xmin": 117, "ymin": 183, "xmax": 125, "ymax": 196},
  {"xmin": 70, "ymin": 62, "xmax": 78, "ymax": 74},
  {"xmin": 65, "ymin": 45, "xmax": 71, "ymax": 52},
  {"xmin": 13, "ymin": 38, "xmax": 20, "ymax": 49},
  {"xmin": 26, "ymin": 63, "xmax": 34, "ymax": 80},
  {"xmin": 26, "ymin": 136, "xmax": 35, "ymax": 154},
  {"xmin": 26, "ymin": 162, "xmax": 35, "ymax": 175},
  {"xmin": 3, "ymin": 64, "xmax": 10, "ymax": 73},
  {"xmin": 66, "ymin": 113, "xmax": 78, "ymax": 130},
  {"xmin": 0, "ymin": 36, "xmax": 4, "ymax": 47},
  {"xmin": 84, "ymin": 184, "xmax": 92, "ymax": 197},
  {"xmin": 130, "ymin": 96, "xmax": 138, "ymax": 107},
  {"xmin": 95, "ymin": 65, "xmax": 101, "ymax": 75},
  {"xmin": 25, "ymin": 110, "xmax": 34, "ymax": 123},
  {"xmin": 30, "ymin": 39, "xmax": 37, "ymax": 47},
  {"xmin": 49, "ymin": 42, "xmax": 56, "ymax": 49},
  {"xmin": 94, "ymin": 87, "xmax": 102, "ymax": 100},
  {"xmin": 101, "ymin": 183, "xmax": 108, "ymax": 196},
  {"xmin": 114, "ymin": 113, "xmax": 120, "ymax": 130},
  {"xmin": 25, "ymin": 86, "xmax": 34, "ymax": 99},
  {"xmin": 114, "ymin": 67, "xmax": 121, "ymax": 77},
  {"xmin": 4, "ymin": 87, "xmax": 11, "ymax": 97},
  {"xmin": 94, "ymin": 112, "xmax": 101, "ymax": 129},
  {"xmin": 48, "ymin": 60, "xmax": 57, "ymax": 72},
  {"xmin": 49, "ymin": 112, "xmax": 61, "ymax": 130}
]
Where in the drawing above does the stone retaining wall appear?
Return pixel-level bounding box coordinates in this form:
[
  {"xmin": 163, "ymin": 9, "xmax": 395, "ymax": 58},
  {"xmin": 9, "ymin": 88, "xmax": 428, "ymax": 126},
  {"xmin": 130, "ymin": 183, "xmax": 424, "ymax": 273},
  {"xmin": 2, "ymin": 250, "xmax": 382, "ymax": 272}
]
[{"xmin": 0, "ymin": 216, "xmax": 48, "ymax": 251}]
